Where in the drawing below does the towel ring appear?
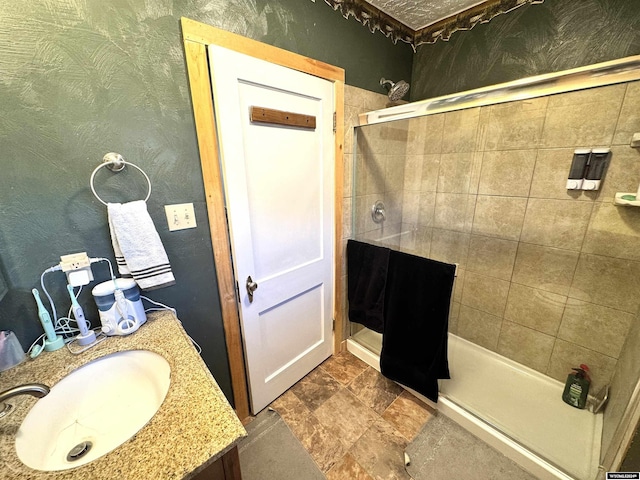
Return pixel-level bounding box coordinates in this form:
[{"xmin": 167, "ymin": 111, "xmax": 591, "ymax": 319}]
[{"xmin": 90, "ymin": 153, "xmax": 152, "ymax": 206}]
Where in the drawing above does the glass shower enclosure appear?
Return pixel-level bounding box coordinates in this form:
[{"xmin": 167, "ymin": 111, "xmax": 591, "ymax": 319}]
[{"xmin": 346, "ymin": 55, "xmax": 640, "ymax": 480}]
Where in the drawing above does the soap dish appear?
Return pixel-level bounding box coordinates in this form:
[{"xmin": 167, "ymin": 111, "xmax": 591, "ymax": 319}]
[{"xmin": 614, "ymin": 192, "xmax": 640, "ymax": 207}]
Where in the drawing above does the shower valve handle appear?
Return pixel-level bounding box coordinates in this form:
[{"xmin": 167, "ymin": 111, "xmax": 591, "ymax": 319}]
[{"xmin": 371, "ymin": 201, "xmax": 386, "ymax": 224}]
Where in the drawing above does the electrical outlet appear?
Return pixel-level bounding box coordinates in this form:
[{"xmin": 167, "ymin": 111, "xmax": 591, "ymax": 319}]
[
  {"xmin": 60, "ymin": 252, "xmax": 94, "ymax": 286},
  {"xmin": 165, "ymin": 203, "xmax": 197, "ymax": 231},
  {"xmin": 60, "ymin": 252, "xmax": 91, "ymax": 271}
]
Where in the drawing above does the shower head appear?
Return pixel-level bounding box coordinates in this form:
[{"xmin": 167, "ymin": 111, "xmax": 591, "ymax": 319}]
[{"xmin": 380, "ymin": 78, "xmax": 410, "ymax": 101}]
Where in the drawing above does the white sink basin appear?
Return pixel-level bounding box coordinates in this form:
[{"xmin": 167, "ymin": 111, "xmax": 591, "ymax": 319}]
[{"xmin": 15, "ymin": 350, "xmax": 171, "ymax": 471}]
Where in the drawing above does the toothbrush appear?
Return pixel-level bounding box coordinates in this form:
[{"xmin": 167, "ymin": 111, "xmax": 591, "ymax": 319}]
[
  {"xmin": 32, "ymin": 289, "xmax": 58, "ymax": 342},
  {"xmin": 31, "ymin": 289, "xmax": 64, "ymax": 351},
  {"xmin": 66, "ymin": 284, "xmax": 89, "ymax": 336},
  {"xmin": 66, "ymin": 284, "xmax": 96, "ymax": 346}
]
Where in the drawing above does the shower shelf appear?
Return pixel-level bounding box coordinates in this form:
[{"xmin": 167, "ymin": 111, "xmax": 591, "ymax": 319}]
[{"xmin": 614, "ymin": 193, "xmax": 640, "ymax": 207}]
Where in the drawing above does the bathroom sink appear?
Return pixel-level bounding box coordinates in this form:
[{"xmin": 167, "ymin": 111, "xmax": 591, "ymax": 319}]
[{"xmin": 15, "ymin": 350, "xmax": 170, "ymax": 471}]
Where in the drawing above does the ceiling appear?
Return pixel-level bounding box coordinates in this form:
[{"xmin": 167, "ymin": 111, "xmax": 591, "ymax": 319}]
[
  {"xmin": 322, "ymin": 0, "xmax": 545, "ymax": 48},
  {"xmin": 363, "ymin": 0, "xmax": 485, "ymax": 31}
]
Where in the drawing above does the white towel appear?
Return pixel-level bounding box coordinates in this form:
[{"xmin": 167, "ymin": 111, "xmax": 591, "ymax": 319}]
[{"xmin": 107, "ymin": 200, "xmax": 175, "ymax": 291}]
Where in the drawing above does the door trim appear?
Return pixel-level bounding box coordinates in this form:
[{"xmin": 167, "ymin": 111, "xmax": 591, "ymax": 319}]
[{"xmin": 181, "ymin": 17, "xmax": 345, "ymax": 421}]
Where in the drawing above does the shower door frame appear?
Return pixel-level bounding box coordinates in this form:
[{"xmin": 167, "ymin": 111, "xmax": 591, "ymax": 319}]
[
  {"xmin": 358, "ymin": 55, "xmax": 640, "ymax": 127},
  {"xmin": 181, "ymin": 17, "xmax": 345, "ymax": 421},
  {"xmin": 350, "ymin": 54, "xmax": 640, "ymax": 475}
]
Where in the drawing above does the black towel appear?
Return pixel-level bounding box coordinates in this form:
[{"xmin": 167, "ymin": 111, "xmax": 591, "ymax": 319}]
[
  {"xmin": 380, "ymin": 249, "xmax": 456, "ymax": 402},
  {"xmin": 347, "ymin": 240, "xmax": 390, "ymax": 334}
]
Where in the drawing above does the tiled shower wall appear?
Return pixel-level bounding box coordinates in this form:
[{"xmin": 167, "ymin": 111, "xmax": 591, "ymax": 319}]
[
  {"xmin": 346, "ymin": 82, "xmax": 640, "ymax": 395},
  {"xmin": 341, "ymin": 86, "xmax": 393, "ymax": 341}
]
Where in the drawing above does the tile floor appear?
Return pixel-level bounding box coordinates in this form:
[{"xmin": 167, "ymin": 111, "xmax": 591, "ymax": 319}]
[{"xmin": 269, "ymin": 350, "xmax": 435, "ymax": 479}]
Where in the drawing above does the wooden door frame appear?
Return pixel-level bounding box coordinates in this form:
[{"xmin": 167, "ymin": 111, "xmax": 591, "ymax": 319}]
[{"xmin": 181, "ymin": 17, "xmax": 345, "ymax": 421}]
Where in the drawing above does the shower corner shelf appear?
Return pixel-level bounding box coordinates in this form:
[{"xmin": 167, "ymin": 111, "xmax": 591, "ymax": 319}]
[{"xmin": 614, "ymin": 192, "xmax": 640, "ymax": 207}]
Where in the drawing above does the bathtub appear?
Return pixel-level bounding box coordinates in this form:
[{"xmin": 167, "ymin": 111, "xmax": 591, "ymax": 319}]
[{"xmin": 347, "ymin": 328, "xmax": 602, "ymax": 480}]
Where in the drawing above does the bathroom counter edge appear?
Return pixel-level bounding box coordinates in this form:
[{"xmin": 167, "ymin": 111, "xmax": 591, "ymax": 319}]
[{"xmin": 0, "ymin": 311, "xmax": 247, "ymax": 479}]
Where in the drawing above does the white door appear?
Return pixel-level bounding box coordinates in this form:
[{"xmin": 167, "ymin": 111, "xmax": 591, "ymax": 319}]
[{"xmin": 208, "ymin": 45, "xmax": 335, "ymax": 413}]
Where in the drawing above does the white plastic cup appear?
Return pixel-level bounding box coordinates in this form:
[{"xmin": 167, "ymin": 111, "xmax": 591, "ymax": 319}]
[{"xmin": 0, "ymin": 331, "xmax": 26, "ymax": 372}]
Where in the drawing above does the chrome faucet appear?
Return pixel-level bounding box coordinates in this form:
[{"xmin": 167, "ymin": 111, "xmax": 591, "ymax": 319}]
[{"xmin": 0, "ymin": 383, "xmax": 50, "ymax": 419}]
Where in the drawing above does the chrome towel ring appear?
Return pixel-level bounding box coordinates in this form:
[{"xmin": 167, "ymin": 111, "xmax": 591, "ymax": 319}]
[{"xmin": 90, "ymin": 153, "xmax": 152, "ymax": 206}]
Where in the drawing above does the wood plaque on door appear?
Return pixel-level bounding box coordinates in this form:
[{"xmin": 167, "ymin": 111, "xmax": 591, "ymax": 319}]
[{"xmin": 250, "ymin": 106, "xmax": 316, "ymax": 129}]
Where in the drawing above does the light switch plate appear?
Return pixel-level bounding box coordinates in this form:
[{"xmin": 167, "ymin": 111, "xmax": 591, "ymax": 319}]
[{"xmin": 165, "ymin": 203, "xmax": 197, "ymax": 231}]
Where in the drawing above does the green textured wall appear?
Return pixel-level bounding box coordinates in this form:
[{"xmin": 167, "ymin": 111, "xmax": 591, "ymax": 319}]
[
  {"xmin": 412, "ymin": 0, "xmax": 640, "ymax": 101},
  {"xmin": 0, "ymin": 0, "xmax": 411, "ymax": 403}
]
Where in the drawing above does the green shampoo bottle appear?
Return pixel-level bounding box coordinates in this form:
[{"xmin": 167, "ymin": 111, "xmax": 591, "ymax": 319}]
[{"xmin": 562, "ymin": 364, "xmax": 590, "ymax": 409}]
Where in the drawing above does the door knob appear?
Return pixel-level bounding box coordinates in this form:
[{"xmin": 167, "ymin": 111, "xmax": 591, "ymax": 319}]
[{"xmin": 246, "ymin": 276, "xmax": 258, "ymax": 303}]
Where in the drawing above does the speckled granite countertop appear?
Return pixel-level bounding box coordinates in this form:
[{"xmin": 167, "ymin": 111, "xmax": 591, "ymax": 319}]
[{"xmin": 0, "ymin": 311, "xmax": 246, "ymax": 479}]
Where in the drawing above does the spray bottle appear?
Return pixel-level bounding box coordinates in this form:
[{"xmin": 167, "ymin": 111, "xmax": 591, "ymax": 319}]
[{"xmin": 562, "ymin": 364, "xmax": 591, "ymax": 409}]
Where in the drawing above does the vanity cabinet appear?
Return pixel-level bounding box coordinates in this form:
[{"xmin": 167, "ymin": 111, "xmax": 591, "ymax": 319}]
[{"xmin": 192, "ymin": 446, "xmax": 242, "ymax": 480}]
